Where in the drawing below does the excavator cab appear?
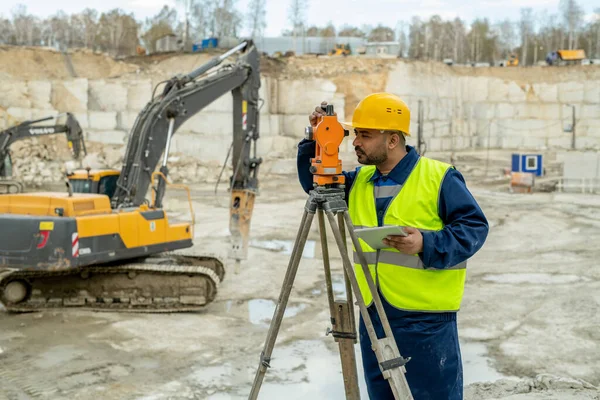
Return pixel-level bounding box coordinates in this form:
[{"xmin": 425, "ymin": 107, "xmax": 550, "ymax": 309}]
[
  {"xmin": 68, "ymin": 169, "xmax": 120, "ymax": 198},
  {"xmin": 0, "ymin": 152, "xmax": 13, "ymax": 178}
]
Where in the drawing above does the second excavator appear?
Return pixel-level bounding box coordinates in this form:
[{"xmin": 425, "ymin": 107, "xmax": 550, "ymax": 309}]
[{"xmin": 0, "ymin": 40, "xmax": 262, "ymax": 312}]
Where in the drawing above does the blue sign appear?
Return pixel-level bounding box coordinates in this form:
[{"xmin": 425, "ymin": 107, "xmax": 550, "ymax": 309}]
[{"xmin": 511, "ymin": 153, "xmax": 543, "ymax": 176}]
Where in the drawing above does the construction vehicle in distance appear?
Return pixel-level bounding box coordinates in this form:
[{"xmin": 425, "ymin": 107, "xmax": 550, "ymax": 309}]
[
  {"xmin": 499, "ymin": 54, "xmax": 519, "ymax": 67},
  {"xmin": 546, "ymin": 49, "xmax": 586, "ymax": 66},
  {"xmin": 328, "ymin": 44, "xmax": 351, "ymax": 56},
  {"xmin": 0, "ymin": 113, "xmax": 86, "ymax": 194},
  {"xmin": 0, "ymin": 39, "xmax": 262, "ymax": 313}
]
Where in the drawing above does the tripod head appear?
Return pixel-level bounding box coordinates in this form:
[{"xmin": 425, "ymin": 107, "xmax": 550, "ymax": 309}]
[{"xmin": 305, "ymin": 104, "xmax": 349, "ymax": 188}]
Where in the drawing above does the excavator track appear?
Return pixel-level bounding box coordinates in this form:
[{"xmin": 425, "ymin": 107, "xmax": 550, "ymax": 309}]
[
  {"xmin": 0, "ymin": 251, "xmax": 225, "ymax": 313},
  {"xmin": 0, "ymin": 179, "xmax": 24, "ymax": 194}
]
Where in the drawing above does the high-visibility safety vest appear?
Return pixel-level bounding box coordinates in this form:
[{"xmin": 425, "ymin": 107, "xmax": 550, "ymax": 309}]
[{"xmin": 348, "ymin": 157, "xmax": 467, "ymax": 312}]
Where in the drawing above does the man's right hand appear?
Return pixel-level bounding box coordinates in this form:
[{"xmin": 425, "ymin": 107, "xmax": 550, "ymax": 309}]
[{"xmin": 309, "ymin": 101, "xmax": 336, "ymax": 129}]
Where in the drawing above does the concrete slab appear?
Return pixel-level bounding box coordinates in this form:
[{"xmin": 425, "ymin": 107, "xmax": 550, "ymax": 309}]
[
  {"xmin": 0, "ymin": 80, "xmax": 30, "ymax": 108},
  {"xmin": 86, "ymin": 130, "xmax": 126, "ymax": 145},
  {"xmin": 276, "ymin": 78, "xmax": 338, "ymax": 115},
  {"xmin": 558, "ymin": 82, "xmax": 585, "ymax": 104},
  {"xmin": 27, "ymin": 81, "xmax": 53, "ymax": 109},
  {"xmin": 51, "ymin": 78, "xmax": 88, "ymax": 113},
  {"xmin": 88, "ymin": 111, "xmax": 118, "ymax": 131},
  {"xmin": 126, "ymin": 79, "xmax": 152, "ymax": 111},
  {"xmin": 88, "ymin": 80, "xmax": 128, "ymax": 111},
  {"xmin": 179, "ymin": 111, "xmax": 233, "ymax": 136},
  {"xmin": 532, "ymin": 83, "xmax": 558, "ymax": 102}
]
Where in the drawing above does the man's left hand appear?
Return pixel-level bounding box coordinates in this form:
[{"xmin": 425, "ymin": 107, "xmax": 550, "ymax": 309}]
[{"xmin": 382, "ymin": 227, "xmax": 423, "ymax": 254}]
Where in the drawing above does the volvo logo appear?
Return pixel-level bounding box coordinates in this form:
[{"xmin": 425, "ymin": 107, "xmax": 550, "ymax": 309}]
[{"xmin": 29, "ymin": 127, "xmax": 56, "ymax": 135}]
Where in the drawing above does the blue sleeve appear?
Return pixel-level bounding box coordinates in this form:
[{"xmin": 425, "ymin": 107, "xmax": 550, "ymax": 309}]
[
  {"xmin": 419, "ymin": 168, "xmax": 489, "ymax": 269},
  {"xmin": 296, "ymin": 139, "xmax": 357, "ymax": 201}
]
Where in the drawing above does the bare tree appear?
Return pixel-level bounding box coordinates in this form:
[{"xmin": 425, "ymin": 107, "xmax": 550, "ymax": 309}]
[
  {"xmin": 338, "ymin": 25, "xmax": 365, "ymax": 37},
  {"xmin": 519, "ymin": 8, "xmax": 534, "ymax": 66},
  {"xmin": 11, "ymin": 4, "xmax": 40, "ymax": 46},
  {"xmin": 141, "ymin": 6, "xmax": 178, "ymax": 53},
  {"xmin": 495, "ymin": 19, "xmax": 517, "ymax": 59},
  {"xmin": 560, "ymin": 0, "xmax": 584, "ymax": 49},
  {"xmin": 190, "ymin": 0, "xmax": 214, "ymax": 39},
  {"xmin": 0, "ymin": 17, "xmax": 13, "ymax": 44},
  {"xmin": 368, "ymin": 25, "xmax": 394, "ymax": 42},
  {"xmin": 288, "ymin": 0, "xmax": 308, "ymax": 50},
  {"xmin": 247, "ymin": 0, "xmax": 266, "ymax": 39},
  {"xmin": 213, "ymin": 0, "xmax": 242, "ymax": 38}
]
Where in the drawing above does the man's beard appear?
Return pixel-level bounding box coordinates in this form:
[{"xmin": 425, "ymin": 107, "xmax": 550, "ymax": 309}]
[{"xmin": 355, "ymin": 147, "xmax": 388, "ymax": 165}]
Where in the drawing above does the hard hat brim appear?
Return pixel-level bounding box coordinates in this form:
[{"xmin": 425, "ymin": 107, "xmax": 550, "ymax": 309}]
[{"xmin": 341, "ymin": 121, "xmax": 410, "ymax": 136}]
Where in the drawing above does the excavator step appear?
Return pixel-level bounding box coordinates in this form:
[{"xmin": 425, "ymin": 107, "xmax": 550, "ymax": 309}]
[{"xmin": 0, "ymin": 253, "xmax": 225, "ymax": 313}]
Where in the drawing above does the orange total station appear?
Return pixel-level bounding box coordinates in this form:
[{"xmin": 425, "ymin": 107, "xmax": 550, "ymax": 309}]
[{"xmin": 305, "ymin": 104, "xmax": 349, "ymax": 187}]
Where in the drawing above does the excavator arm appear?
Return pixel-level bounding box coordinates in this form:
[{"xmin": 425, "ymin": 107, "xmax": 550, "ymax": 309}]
[
  {"xmin": 111, "ymin": 40, "xmax": 262, "ymax": 261},
  {"xmin": 0, "ymin": 113, "xmax": 86, "ymax": 174}
]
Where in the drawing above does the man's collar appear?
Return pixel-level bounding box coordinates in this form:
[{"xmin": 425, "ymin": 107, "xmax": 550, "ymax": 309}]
[{"xmin": 368, "ymin": 145, "xmax": 419, "ymax": 183}]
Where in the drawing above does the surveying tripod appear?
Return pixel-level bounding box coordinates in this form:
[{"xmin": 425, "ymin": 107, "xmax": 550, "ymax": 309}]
[{"xmin": 248, "ymin": 105, "xmax": 414, "ymax": 399}]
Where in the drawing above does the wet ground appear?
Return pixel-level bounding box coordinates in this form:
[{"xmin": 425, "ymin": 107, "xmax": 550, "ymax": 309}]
[{"xmin": 1, "ymin": 151, "xmax": 599, "ymax": 399}]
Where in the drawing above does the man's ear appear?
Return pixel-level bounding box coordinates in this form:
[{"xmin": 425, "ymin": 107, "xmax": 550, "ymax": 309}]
[{"xmin": 388, "ymin": 132, "xmax": 401, "ymax": 149}]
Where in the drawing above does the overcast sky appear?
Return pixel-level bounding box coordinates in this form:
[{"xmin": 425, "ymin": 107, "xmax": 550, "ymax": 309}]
[{"xmin": 0, "ymin": 0, "xmax": 598, "ymax": 37}]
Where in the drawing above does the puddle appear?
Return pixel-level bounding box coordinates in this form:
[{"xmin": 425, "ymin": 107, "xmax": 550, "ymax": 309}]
[
  {"xmin": 312, "ymin": 274, "xmax": 348, "ymax": 296},
  {"xmin": 250, "ymin": 239, "xmax": 316, "ymax": 259},
  {"xmin": 461, "ymin": 342, "xmax": 511, "ymax": 385},
  {"xmin": 188, "ymin": 340, "xmax": 508, "ymax": 398},
  {"xmin": 483, "ymin": 273, "xmax": 590, "ymax": 285},
  {"xmin": 248, "ymin": 299, "xmax": 307, "ymax": 326}
]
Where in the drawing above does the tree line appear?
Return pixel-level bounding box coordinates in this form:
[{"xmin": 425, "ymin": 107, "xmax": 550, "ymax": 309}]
[{"xmin": 0, "ymin": 0, "xmax": 598, "ymax": 65}]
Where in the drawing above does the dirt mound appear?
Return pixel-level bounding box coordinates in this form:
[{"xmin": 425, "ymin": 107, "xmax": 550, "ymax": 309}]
[{"xmin": 0, "ymin": 46, "xmax": 139, "ymax": 80}]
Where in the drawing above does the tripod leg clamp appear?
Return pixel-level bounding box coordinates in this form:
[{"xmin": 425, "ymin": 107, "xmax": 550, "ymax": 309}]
[
  {"xmin": 380, "ymin": 356, "xmax": 411, "ymax": 371},
  {"xmin": 259, "ymin": 351, "xmax": 271, "ymax": 368}
]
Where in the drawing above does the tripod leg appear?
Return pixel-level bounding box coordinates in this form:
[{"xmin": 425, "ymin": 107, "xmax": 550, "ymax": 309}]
[
  {"xmin": 248, "ymin": 207, "xmax": 315, "ymax": 400},
  {"xmin": 318, "ymin": 209, "xmax": 361, "ymax": 400},
  {"xmin": 338, "ymin": 212, "xmax": 356, "ymax": 335},
  {"xmin": 326, "ymin": 211, "xmax": 414, "ymax": 400}
]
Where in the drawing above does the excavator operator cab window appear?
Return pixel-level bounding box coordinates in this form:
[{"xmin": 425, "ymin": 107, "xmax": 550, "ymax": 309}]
[
  {"xmin": 0, "ymin": 154, "xmax": 13, "ymax": 177},
  {"xmin": 69, "ymin": 178, "xmax": 92, "ymax": 193},
  {"xmin": 98, "ymin": 175, "xmax": 118, "ymax": 198}
]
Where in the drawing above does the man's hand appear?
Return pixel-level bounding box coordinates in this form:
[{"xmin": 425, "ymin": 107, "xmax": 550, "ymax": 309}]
[
  {"xmin": 382, "ymin": 227, "xmax": 423, "ymax": 255},
  {"xmin": 309, "ymin": 101, "xmax": 336, "ymax": 129}
]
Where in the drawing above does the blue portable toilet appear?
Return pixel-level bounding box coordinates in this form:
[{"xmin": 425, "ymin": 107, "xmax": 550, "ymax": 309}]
[{"xmin": 512, "ymin": 153, "xmax": 543, "ymax": 176}]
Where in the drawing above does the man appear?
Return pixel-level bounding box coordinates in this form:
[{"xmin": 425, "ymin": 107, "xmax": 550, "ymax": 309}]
[{"xmin": 296, "ymin": 93, "xmax": 489, "ymax": 399}]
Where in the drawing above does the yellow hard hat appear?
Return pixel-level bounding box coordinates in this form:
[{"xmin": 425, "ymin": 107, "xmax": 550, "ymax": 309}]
[{"xmin": 342, "ymin": 92, "xmax": 411, "ymax": 136}]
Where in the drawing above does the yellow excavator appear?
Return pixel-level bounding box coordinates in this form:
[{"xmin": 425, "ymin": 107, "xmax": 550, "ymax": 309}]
[{"xmin": 0, "ymin": 40, "xmax": 262, "ymax": 312}]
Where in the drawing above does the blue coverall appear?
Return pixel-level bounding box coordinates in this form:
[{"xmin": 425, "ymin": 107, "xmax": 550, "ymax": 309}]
[{"xmin": 297, "ymin": 140, "xmax": 489, "ymax": 400}]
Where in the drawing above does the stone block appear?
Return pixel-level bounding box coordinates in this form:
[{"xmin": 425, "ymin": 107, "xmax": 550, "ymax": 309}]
[
  {"xmin": 259, "ymin": 114, "xmax": 281, "ymax": 137},
  {"xmin": 281, "ymin": 114, "xmax": 310, "ymax": 138},
  {"xmin": 0, "ymin": 80, "xmax": 30, "ymax": 108},
  {"xmin": 6, "ymin": 107, "xmax": 32, "ymax": 123},
  {"xmin": 547, "ymin": 137, "xmax": 572, "ymax": 149},
  {"xmin": 581, "ymin": 120, "xmax": 600, "ymax": 137},
  {"xmin": 126, "ymin": 79, "xmax": 152, "ymax": 110},
  {"xmin": 583, "ymin": 81, "xmax": 600, "ymax": 104},
  {"xmin": 51, "ymin": 78, "xmax": 88, "ymax": 113},
  {"xmin": 88, "ymin": 80, "xmax": 128, "ymax": 111},
  {"xmin": 264, "ymin": 136, "xmax": 299, "ymax": 158},
  {"xmin": 518, "ymin": 103, "xmax": 561, "ymax": 119},
  {"xmin": 468, "ymin": 77, "xmax": 489, "ymax": 103},
  {"xmin": 581, "ymin": 105, "xmax": 600, "ymax": 120},
  {"xmin": 521, "ymin": 137, "xmax": 547, "ymax": 150},
  {"xmin": 472, "ymin": 103, "xmax": 494, "ymax": 120},
  {"xmin": 426, "ymin": 138, "xmax": 443, "ymax": 152},
  {"xmin": 487, "ymin": 78, "xmax": 509, "ymax": 102},
  {"xmin": 86, "ymin": 130, "xmax": 126, "ymax": 145},
  {"xmin": 500, "ymin": 135, "xmax": 523, "ymax": 149},
  {"xmin": 74, "ymin": 112, "xmax": 89, "ymax": 129},
  {"xmin": 30, "ymin": 109, "xmax": 59, "ymax": 121},
  {"xmin": 171, "ymin": 133, "xmax": 231, "ymax": 162},
  {"xmin": 558, "ymin": 81, "xmax": 584, "ymax": 103},
  {"xmin": 117, "ymin": 111, "xmax": 139, "ymax": 132},
  {"xmin": 276, "ymin": 78, "xmax": 338, "ymax": 115},
  {"xmin": 27, "ymin": 81, "xmax": 53, "ymax": 109},
  {"xmin": 496, "ymin": 103, "xmax": 516, "ymax": 119},
  {"xmin": 507, "ymin": 82, "xmax": 527, "ymax": 102},
  {"xmin": 179, "ymin": 112, "xmax": 233, "ymax": 136},
  {"xmin": 88, "ymin": 111, "xmax": 118, "ymax": 130},
  {"xmin": 441, "ymin": 138, "xmax": 453, "ymax": 151},
  {"xmin": 574, "ymin": 137, "xmax": 600, "ymax": 150},
  {"xmin": 258, "ymin": 77, "xmax": 271, "ymax": 115},
  {"xmin": 532, "ymin": 83, "xmax": 558, "ymax": 102}
]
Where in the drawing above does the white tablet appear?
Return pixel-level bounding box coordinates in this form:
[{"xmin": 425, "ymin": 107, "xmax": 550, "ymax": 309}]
[{"xmin": 354, "ymin": 225, "xmax": 408, "ymax": 250}]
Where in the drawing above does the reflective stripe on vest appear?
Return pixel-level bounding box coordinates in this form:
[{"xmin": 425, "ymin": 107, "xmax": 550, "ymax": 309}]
[{"xmin": 348, "ymin": 157, "xmax": 467, "ymax": 312}]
